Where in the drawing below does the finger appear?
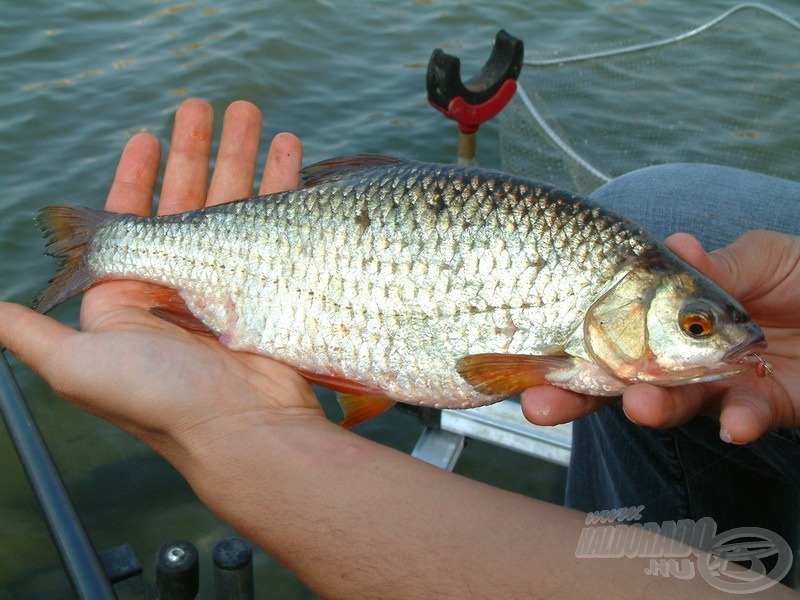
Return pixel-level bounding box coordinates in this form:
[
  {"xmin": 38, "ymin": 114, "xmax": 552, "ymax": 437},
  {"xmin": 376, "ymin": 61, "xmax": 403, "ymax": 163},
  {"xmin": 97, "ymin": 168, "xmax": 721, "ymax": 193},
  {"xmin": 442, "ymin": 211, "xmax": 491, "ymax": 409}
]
[
  {"xmin": 663, "ymin": 232, "xmax": 738, "ymax": 294},
  {"xmin": 666, "ymin": 231, "xmax": 785, "ymax": 304},
  {"xmin": 105, "ymin": 133, "xmax": 161, "ymax": 216},
  {"xmin": 710, "ymin": 231, "xmax": 800, "ymax": 307},
  {"xmin": 718, "ymin": 386, "xmax": 774, "ymax": 444},
  {"xmin": 664, "ymin": 233, "xmax": 709, "ymax": 272},
  {"xmin": 159, "ymin": 98, "xmax": 214, "ymax": 215},
  {"xmin": 621, "ymin": 383, "xmax": 708, "ymax": 429},
  {"xmin": 259, "ymin": 132, "xmax": 303, "ymax": 195},
  {"xmin": 519, "ymin": 386, "xmax": 616, "ymax": 425},
  {"xmin": 207, "ymin": 101, "xmax": 263, "ymax": 205}
]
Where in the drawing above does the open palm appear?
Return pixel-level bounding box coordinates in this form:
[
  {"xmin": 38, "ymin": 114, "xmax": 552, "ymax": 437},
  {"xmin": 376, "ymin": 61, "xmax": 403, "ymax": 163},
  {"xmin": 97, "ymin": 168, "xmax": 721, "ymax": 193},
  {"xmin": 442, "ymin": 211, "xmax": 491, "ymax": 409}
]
[{"xmin": 1, "ymin": 99, "xmax": 323, "ymax": 453}]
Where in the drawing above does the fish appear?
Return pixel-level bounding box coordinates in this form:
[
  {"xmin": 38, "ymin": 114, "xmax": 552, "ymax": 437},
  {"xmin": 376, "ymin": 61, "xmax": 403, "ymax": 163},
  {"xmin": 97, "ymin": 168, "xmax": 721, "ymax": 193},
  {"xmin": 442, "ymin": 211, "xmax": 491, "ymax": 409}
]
[{"xmin": 34, "ymin": 155, "xmax": 766, "ymax": 426}]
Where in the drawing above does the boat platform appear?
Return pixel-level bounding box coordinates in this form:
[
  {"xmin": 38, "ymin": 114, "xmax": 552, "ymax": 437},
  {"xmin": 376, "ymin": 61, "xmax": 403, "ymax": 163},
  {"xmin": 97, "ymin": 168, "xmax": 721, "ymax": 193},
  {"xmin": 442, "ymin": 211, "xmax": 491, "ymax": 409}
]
[{"xmin": 408, "ymin": 399, "xmax": 572, "ymax": 471}]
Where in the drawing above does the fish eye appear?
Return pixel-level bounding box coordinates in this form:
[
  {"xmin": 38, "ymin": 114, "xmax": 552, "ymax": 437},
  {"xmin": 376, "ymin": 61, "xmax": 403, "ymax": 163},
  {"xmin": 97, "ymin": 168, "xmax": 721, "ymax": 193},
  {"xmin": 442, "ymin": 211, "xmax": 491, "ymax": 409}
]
[{"xmin": 679, "ymin": 303, "xmax": 716, "ymax": 338}]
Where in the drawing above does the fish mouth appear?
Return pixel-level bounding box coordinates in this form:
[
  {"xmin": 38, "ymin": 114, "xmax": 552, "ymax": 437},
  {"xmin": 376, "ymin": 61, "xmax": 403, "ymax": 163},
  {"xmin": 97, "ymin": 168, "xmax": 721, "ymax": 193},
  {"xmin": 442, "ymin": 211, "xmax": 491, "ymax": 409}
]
[{"xmin": 723, "ymin": 325, "xmax": 767, "ymax": 364}]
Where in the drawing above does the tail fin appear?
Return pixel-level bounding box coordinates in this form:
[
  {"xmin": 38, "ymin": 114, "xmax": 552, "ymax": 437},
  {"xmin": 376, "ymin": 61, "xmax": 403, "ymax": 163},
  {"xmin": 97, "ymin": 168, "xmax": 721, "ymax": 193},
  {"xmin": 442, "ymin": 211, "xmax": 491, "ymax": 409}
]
[{"xmin": 33, "ymin": 205, "xmax": 115, "ymax": 314}]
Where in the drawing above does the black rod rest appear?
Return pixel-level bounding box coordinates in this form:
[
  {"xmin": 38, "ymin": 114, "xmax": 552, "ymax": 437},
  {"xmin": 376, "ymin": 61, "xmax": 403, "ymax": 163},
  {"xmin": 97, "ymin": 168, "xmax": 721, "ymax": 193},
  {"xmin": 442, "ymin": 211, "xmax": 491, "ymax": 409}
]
[{"xmin": 427, "ymin": 29, "xmax": 524, "ymax": 110}]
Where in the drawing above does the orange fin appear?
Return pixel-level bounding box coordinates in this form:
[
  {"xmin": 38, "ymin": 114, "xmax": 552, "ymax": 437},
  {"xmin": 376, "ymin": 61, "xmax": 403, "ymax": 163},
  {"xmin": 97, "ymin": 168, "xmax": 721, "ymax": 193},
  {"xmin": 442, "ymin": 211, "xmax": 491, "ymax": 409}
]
[
  {"xmin": 300, "ymin": 370, "xmax": 396, "ymax": 427},
  {"xmin": 337, "ymin": 394, "xmax": 397, "ymax": 428},
  {"xmin": 33, "ymin": 205, "xmax": 117, "ymax": 314},
  {"xmin": 302, "ymin": 154, "xmax": 405, "ymax": 188},
  {"xmin": 148, "ymin": 287, "xmax": 216, "ymax": 337},
  {"xmin": 456, "ymin": 353, "xmax": 573, "ymax": 397}
]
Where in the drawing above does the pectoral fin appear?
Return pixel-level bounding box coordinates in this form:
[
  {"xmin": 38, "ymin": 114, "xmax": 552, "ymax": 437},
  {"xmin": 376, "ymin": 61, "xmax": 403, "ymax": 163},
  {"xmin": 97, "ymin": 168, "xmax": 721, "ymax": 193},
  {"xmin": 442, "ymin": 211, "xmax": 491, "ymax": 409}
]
[{"xmin": 456, "ymin": 353, "xmax": 573, "ymax": 397}]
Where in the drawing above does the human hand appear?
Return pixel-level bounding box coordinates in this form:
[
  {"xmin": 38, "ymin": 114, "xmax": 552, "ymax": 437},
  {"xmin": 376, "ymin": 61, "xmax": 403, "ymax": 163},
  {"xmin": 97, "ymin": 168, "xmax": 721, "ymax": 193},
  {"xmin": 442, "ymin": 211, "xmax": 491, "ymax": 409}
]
[
  {"xmin": 0, "ymin": 99, "xmax": 323, "ymax": 457},
  {"xmin": 520, "ymin": 230, "xmax": 800, "ymax": 444}
]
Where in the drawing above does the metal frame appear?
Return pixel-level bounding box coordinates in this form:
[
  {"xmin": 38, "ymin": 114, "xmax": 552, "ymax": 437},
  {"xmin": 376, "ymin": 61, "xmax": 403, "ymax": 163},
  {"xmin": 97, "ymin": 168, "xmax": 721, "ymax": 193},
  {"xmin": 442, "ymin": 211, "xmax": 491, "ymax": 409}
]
[{"xmin": 412, "ymin": 399, "xmax": 572, "ymax": 470}]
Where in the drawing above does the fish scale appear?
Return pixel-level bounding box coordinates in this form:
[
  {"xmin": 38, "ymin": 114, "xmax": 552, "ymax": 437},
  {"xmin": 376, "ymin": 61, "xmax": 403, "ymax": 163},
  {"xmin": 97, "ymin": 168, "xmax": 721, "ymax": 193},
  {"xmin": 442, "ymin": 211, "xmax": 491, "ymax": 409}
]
[{"xmin": 35, "ymin": 156, "xmax": 765, "ymax": 424}]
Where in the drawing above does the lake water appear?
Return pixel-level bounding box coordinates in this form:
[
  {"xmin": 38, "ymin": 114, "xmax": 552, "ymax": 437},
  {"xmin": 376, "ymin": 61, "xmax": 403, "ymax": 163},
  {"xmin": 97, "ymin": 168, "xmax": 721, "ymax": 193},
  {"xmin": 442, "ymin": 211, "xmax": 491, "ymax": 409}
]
[{"xmin": 1, "ymin": 1, "xmax": 797, "ymax": 597}]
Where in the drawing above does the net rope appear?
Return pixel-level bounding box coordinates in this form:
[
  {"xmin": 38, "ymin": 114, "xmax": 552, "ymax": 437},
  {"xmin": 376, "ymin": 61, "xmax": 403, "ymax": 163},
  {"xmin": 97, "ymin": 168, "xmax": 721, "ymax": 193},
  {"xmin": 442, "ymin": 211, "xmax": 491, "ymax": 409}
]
[{"xmin": 500, "ymin": 3, "xmax": 800, "ymax": 194}]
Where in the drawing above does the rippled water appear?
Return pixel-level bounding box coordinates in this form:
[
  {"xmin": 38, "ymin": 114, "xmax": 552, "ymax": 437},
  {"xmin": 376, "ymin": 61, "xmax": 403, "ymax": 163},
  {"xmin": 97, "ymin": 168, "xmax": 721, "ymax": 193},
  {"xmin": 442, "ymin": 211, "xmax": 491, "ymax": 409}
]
[{"xmin": 1, "ymin": 1, "xmax": 796, "ymax": 597}]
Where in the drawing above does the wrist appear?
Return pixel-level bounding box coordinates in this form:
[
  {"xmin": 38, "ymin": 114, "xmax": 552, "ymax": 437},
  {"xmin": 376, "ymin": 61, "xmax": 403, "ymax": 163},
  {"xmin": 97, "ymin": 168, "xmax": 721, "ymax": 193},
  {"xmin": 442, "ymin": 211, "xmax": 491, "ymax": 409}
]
[{"xmin": 163, "ymin": 398, "xmax": 332, "ymax": 471}]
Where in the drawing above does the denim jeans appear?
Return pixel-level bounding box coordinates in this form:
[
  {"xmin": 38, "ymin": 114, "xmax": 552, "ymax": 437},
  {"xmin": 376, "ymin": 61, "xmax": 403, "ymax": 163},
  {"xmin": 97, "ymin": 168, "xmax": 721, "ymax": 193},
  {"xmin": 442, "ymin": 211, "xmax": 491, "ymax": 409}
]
[{"xmin": 566, "ymin": 164, "xmax": 800, "ymax": 583}]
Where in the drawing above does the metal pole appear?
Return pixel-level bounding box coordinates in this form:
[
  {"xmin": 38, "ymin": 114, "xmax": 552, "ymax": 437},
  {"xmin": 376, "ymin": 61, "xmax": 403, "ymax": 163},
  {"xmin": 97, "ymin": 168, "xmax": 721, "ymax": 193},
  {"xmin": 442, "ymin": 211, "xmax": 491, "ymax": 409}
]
[
  {"xmin": 155, "ymin": 540, "xmax": 199, "ymax": 599},
  {"xmin": 213, "ymin": 537, "xmax": 254, "ymax": 600},
  {"xmin": 456, "ymin": 130, "xmax": 477, "ymax": 165},
  {"xmin": 0, "ymin": 352, "xmax": 115, "ymax": 599}
]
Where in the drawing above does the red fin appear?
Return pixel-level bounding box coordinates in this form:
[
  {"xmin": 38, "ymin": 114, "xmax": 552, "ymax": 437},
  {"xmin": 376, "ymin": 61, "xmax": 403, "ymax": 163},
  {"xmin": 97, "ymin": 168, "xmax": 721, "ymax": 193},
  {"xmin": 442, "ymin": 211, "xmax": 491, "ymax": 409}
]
[
  {"xmin": 456, "ymin": 353, "xmax": 573, "ymax": 397},
  {"xmin": 33, "ymin": 205, "xmax": 117, "ymax": 314},
  {"xmin": 337, "ymin": 394, "xmax": 397, "ymax": 429},
  {"xmin": 302, "ymin": 154, "xmax": 405, "ymax": 188},
  {"xmin": 148, "ymin": 288, "xmax": 217, "ymax": 337},
  {"xmin": 300, "ymin": 370, "xmax": 396, "ymax": 427}
]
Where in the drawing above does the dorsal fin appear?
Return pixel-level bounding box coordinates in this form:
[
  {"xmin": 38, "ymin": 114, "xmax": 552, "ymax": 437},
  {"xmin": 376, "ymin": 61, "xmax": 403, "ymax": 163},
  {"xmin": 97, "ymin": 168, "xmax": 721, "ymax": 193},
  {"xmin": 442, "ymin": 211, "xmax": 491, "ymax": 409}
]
[{"xmin": 301, "ymin": 154, "xmax": 406, "ymax": 188}]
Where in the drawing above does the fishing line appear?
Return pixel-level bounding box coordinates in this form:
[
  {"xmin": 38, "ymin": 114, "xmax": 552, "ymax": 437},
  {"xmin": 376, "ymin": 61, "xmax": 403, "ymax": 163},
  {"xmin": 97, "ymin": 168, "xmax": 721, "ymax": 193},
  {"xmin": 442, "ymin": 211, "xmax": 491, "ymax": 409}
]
[
  {"xmin": 636, "ymin": 379, "xmax": 780, "ymax": 528},
  {"xmin": 636, "ymin": 353, "xmax": 780, "ymax": 515},
  {"xmin": 502, "ymin": 3, "xmax": 800, "ymax": 196},
  {"xmin": 641, "ymin": 434, "xmax": 746, "ymax": 515},
  {"xmin": 522, "ymin": 3, "xmax": 800, "ymax": 68}
]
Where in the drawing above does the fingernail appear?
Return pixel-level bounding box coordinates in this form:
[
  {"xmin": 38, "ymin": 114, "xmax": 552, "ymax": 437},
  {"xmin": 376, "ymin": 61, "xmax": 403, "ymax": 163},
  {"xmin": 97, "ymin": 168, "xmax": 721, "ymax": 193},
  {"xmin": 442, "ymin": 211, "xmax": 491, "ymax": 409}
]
[
  {"xmin": 719, "ymin": 426, "xmax": 733, "ymax": 444},
  {"xmin": 533, "ymin": 405, "xmax": 550, "ymax": 418},
  {"xmin": 622, "ymin": 403, "xmax": 641, "ymax": 425}
]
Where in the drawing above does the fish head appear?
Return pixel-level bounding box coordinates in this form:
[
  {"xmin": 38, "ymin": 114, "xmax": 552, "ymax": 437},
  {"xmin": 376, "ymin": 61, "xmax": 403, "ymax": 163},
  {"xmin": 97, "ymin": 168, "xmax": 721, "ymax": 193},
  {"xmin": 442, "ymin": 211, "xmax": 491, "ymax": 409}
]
[{"xmin": 584, "ymin": 262, "xmax": 766, "ymax": 387}]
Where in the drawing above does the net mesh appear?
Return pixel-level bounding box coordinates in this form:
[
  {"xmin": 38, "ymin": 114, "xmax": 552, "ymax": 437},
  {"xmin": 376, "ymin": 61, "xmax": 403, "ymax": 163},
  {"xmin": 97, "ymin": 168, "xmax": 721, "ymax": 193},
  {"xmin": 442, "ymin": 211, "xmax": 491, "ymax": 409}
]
[{"xmin": 500, "ymin": 3, "xmax": 800, "ymax": 195}]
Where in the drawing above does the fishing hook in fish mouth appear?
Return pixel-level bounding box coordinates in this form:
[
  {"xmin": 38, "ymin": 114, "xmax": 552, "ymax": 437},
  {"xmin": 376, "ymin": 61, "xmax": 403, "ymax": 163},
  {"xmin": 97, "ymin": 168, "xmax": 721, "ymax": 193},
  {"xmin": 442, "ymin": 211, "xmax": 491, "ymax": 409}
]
[
  {"xmin": 721, "ymin": 324, "xmax": 766, "ymax": 364},
  {"xmin": 754, "ymin": 353, "xmax": 773, "ymax": 378}
]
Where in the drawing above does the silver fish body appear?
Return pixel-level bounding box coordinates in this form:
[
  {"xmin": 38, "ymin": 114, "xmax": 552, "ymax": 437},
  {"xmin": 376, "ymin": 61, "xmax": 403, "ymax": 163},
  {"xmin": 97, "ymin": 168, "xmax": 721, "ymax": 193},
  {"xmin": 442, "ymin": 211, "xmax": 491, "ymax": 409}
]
[{"xmin": 36, "ymin": 156, "xmax": 765, "ymax": 415}]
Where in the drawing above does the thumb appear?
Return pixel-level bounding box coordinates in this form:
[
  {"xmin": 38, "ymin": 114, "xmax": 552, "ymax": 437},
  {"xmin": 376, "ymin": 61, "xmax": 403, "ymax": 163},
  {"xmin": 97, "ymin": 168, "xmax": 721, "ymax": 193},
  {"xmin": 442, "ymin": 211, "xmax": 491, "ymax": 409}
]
[
  {"xmin": 0, "ymin": 302, "xmax": 78, "ymax": 380},
  {"xmin": 718, "ymin": 385, "xmax": 774, "ymax": 444},
  {"xmin": 665, "ymin": 231, "xmax": 782, "ymax": 304}
]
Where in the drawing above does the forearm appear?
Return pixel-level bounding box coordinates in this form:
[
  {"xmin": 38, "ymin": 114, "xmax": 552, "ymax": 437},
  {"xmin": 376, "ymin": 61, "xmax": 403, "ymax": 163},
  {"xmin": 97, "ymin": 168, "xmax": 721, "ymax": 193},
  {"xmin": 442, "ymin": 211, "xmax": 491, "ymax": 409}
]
[
  {"xmin": 169, "ymin": 415, "xmax": 797, "ymax": 600},
  {"xmin": 183, "ymin": 421, "xmax": 559, "ymax": 597}
]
